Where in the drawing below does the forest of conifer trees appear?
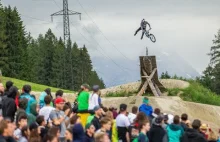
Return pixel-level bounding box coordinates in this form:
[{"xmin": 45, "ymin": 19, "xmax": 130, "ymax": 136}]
[{"xmin": 0, "ymin": 2, "xmax": 105, "ymax": 90}]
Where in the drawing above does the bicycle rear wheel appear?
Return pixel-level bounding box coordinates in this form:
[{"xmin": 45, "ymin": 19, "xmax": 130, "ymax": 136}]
[{"xmin": 149, "ymin": 34, "xmax": 156, "ymax": 43}]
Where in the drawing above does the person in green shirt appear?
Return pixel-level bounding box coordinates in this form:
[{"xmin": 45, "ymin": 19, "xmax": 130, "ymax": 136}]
[
  {"xmin": 133, "ymin": 119, "xmax": 150, "ymax": 142},
  {"xmin": 77, "ymin": 84, "xmax": 90, "ymax": 111}
]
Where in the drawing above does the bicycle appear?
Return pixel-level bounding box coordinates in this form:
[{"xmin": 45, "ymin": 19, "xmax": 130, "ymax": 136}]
[{"xmin": 145, "ymin": 28, "xmax": 156, "ymax": 43}]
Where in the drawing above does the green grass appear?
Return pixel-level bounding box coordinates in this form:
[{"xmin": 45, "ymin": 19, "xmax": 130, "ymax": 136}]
[
  {"xmin": 0, "ymin": 76, "xmax": 73, "ymax": 93},
  {"xmin": 167, "ymin": 88, "xmax": 182, "ymax": 96},
  {"xmin": 180, "ymin": 81, "xmax": 220, "ymax": 106}
]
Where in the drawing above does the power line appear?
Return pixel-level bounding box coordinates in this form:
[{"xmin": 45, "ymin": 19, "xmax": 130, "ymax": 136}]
[
  {"xmin": 75, "ymin": 0, "xmax": 134, "ymax": 62},
  {"xmin": 50, "ymin": 0, "xmax": 134, "ymax": 72}
]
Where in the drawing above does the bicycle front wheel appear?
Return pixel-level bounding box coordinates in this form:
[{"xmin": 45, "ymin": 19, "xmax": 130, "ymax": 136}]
[{"xmin": 149, "ymin": 34, "xmax": 156, "ymax": 43}]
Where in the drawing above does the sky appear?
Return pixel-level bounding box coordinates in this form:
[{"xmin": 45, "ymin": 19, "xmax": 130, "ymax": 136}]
[{"xmin": 2, "ymin": 0, "xmax": 220, "ymax": 74}]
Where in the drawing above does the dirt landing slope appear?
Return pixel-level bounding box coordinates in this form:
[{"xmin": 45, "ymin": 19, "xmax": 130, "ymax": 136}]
[
  {"xmin": 102, "ymin": 96, "xmax": 220, "ymax": 132},
  {"xmin": 101, "ymin": 79, "xmax": 189, "ymax": 96}
]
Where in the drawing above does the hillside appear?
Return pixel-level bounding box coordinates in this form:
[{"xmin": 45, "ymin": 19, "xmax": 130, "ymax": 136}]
[{"xmin": 0, "ymin": 76, "xmax": 72, "ymax": 93}]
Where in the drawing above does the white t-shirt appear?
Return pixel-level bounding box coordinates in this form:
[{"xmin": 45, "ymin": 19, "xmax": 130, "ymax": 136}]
[
  {"xmin": 128, "ymin": 113, "xmax": 137, "ymax": 124},
  {"xmin": 39, "ymin": 106, "xmax": 55, "ymax": 121},
  {"xmin": 116, "ymin": 114, "xmax": 130, "ymax": 127},
  {"xmin": 14, "ymin": 128, "xmax": 22, "ymax": 140},
  {"xmin": 88, "ymin": 93, "xmax": 99, "ymax": 110}
]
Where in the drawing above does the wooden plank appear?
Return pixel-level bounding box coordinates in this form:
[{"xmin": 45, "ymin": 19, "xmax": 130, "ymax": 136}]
[{"xmin": 137, "ymin": 80, "xmax": 149, "ymax": 96}]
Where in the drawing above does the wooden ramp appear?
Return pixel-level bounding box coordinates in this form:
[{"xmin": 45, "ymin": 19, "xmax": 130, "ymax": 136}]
[{"xmin": 130, "ymin": 56, "xmax": 165, "ymax": 104}]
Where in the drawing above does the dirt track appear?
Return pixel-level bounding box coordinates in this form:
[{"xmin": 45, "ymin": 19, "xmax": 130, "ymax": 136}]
[{"xmin": 102, "ymin": 96, "xmax": 220, "ymax": 132}]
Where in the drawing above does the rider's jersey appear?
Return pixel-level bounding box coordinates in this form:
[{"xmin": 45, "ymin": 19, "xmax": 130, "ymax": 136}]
[{"xmin": 141, "ymin": 20, "xmax": 150, "ymax": 30}]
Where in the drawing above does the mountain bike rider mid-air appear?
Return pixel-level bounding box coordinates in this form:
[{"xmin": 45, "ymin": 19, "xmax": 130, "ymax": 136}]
[{"xmin": 134, "ymin": 19, "xmax": 151, "ymax": 40}]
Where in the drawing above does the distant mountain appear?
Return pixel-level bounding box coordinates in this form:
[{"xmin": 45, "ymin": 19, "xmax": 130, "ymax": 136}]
[{"xmin": 91, "ymin": 48, "xmax": 200, "ymax": 87}]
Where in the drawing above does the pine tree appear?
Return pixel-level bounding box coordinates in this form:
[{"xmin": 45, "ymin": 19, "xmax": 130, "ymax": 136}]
[
  {"xmin": 0, "ymin": 3, "xmax": 8, "ymax": 75},
  {"xmin": 50, "ymin": 38, "xmax": 65, "ymax": 88}
]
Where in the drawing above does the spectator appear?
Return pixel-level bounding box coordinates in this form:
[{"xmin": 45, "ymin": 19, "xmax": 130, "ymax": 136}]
[
  {"xmin": 162, "ymin": 114, "xmax": 169, "ymax": 130},
  {"xmin": 28, "ymin": 100, "xmax": 38, "ymax": 125},
  {"xmin": 88, "ymin": 85, "xmax": 100, "ymax": 111},
  {"xmin": 39, "ymin": 88, "xmax": 51, "ymax": 109},
  {"xmin": 116, "ymin": 104, "xmax": 130, "ymax": 142},
  {"xmin": 128, "ymin": 106, "xmax": 138, "ymax": 124},
  {"xmin": 96, "ymin": 117, "xmax": 112, "ymax": 136},
  {"xmin": 167, "ymin": 115, "xmax": 184, "ymax": 142},
  {"xmin": 109, "ymin": 106, "xmax": 118, "ymax": 119},
  {"xmin": 19, "ymin": 126, "xmax": 29, "ymax": 142},
  {"xmin": 29, "ymin": 122, "xmax": 41, "ymax": 142},
  {"xmin": 43, "ymin": 126, "xmax": 60, "ymax": 142},
  {"xmin": 14, "ymin": 98, "xmax": 28, "ymax": 124},
  {"xmin": 14, "ymin": 115, "xmax": 28, "ymax": 140},
  {"xmin": 72, "ymin": 123, "xmax": 85, "ymax": 142},
  {"xmin": 2, "ymin": 86, "xmax": 18, "ymax": 122},
  {"xmin": 139, "ymin": 97, "xmax": 153, "ymax": 117},
  {"xmin": 98, "ymin": 90, "xmax": 103, "ymax": 108},
  {"xmin": 0, "ymin": 83, "xmax": 4, "ymax": 116},
  {"xmin": 53, "ymin": 90, "xmax": 64, "ymax": 107},
  {"xmin": 49, "ymin": 97, "xmax": 67, "ymax": 142},
  {"xmin": 69, "ymin": 115, "xmax": 81, "ymax": 128},
  {"xmin": 208, "ymin": 128, "xmax": 218, "ymax": 142},
  {"xmin": 4, "ymin": 81, "xmax": 13, "ymax": 96},
  {"xmin": 91, "ymin": 106, "xmax": 103, "ymax": 131},
  {"xmin": 148, "ymin": 115, "xmax": 167, "ymax": 142},
  {"xmin": 133, "ymin": 119, "xmax": 150, "ymax": 142},
  {"xmin": 0, "ymin": 120, "xmax": 16, "ymax": 141},
  {"xmin": 94, "ymin": 132, "xmax": 110, "ymax": 142},
  {"xmin": 181, "ymin": 119, "xmax": 207, "ymax": 142},
  {"xmin": 105, "ymin": 111, "xmax": 117, "ymax": 141},
  {"xmin": 149, "ymin": 108, "xmax": 160, "ymax": 125},
  {"xmin": 200, "ymin": 124, "xmax": 209, "ymax": 139},
  {"xmin": 181, "ymin": 113, "xmax": 189, "ymax": 131},
  {"xmin": 84, "ymin": 123, "xmax": 95, "ymax": 142},
  {"xmin": 77, "ymin": 84, "xmax": 90, "ymax": 127},
  {"xmin": 77, "ymin": 84, "xmax": 90, "ymax": 111},
  {"xmin": 65, "ymin": 128, "xmax": 73, "ymax": 142},
  {"xmin": 134, "ymin": 112, "xmax": 148, "ymax": 127},
  {"xmin": 39, "ymin": 95, "xmax": 55, "ymax": 122},
  {"xmin": 19, "ymin": 85, "xmax": 36, "ymax": 114},
  {"xmin": 36, "ymin": 115, "xmax": 47, "ymax": 139}
]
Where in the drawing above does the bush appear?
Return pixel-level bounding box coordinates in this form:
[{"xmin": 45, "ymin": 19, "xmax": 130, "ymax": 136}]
[{"xmin": 168, "ymin": 88, "xmax": 181, "ymax": 96}]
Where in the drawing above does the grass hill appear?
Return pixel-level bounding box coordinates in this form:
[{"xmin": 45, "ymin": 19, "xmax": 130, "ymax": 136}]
[{"xmin": 0, "ymin": 76, "xmax": 72, "ymax": 93}]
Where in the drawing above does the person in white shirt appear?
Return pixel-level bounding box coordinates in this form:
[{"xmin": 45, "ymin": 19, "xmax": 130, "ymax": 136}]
[
  {"xmin": 88, "ymin": 85, "xmax": 100, "ymax": 111},
  {"xmin": 39, "ymin": 95, "xmax": 55, "ymax": 122},
  {"xmin": 128, "ymin": 106, "xmax": 138, "ymax": 124},
  {"xmin": 116, "ymin": 104, "xmax": 130, "ymax": 142}
]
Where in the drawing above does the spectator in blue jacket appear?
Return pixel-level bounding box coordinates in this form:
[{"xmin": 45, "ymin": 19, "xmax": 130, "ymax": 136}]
[{"xmin": 139, "ymin": 97, "xmax": 153, "ymax": 117}]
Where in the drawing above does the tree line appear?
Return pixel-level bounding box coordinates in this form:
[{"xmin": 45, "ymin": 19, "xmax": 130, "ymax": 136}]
[
  {"xmin": 0, "ymin": 3, "xmax": 105, "ymax": 90},
  {"xmin": 197, "ymin": 29, "xmax": 220, "ymax": 94}
]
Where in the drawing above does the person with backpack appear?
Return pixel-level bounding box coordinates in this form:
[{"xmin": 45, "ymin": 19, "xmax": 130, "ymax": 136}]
[
  {"xmin": 19, "ymin": 85, "xmax": 36, "ymax": 114},
  {"xmin": 39, "ymin": 88, "xmax": 51, "ymax": 109}
]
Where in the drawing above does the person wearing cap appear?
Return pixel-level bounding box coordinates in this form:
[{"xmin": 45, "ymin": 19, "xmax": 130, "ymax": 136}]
[
  {"xmin": 84, "ymin": 123, "xmax": 95, "ymax": 142},
  {"xmin": 116, "ymin": 104, "xmax": 130, "ymax": 142},
  {"xmin": 200, "ymin": 123, "xmax": 209, "ymax": 139},
  {"xmin": 181, "ymin": 119, "xmax": 207, "ymax": 142},
  {"xmin": 88, "ymin": 85, "xmax": 100, "ymax": 111},
  {"xmin": 39, "ymin": 88, "xmax": 52, "ymax": 109},
  {"xmin": 139, "ymin": 97, "xmax": 153, "ymax": 117},
  {"xmin": 91, "ymin": 105, "xmax": 103, "ymax": 131},
  {"xmin": 148, "ymin": 115, "xmax": 168, "ymax": 142},
  {"xmin": 49, "ymin": 97, "xmax": 68, "ymax": 142}
]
